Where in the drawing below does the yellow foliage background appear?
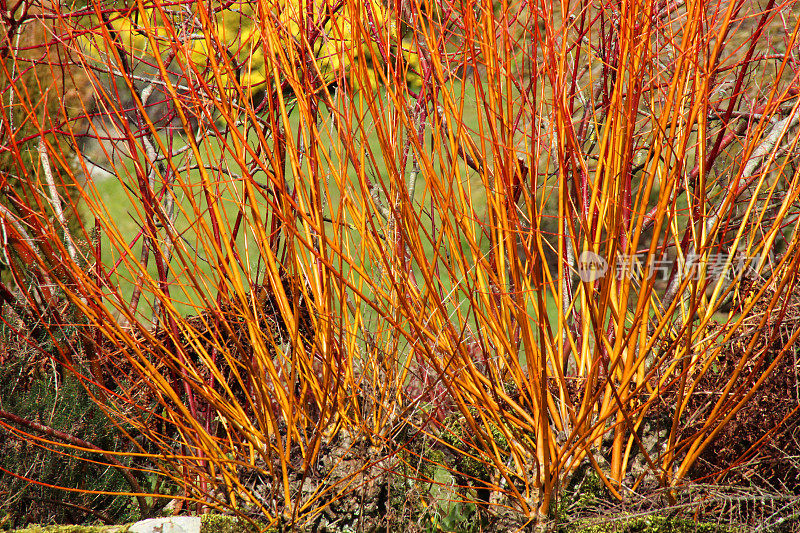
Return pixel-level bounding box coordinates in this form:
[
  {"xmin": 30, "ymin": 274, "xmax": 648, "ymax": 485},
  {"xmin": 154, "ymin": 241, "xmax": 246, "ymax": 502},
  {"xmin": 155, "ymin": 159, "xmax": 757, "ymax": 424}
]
[{"xmin": 78, "ymin": 0, "xmax": 422, "ymax": 100}]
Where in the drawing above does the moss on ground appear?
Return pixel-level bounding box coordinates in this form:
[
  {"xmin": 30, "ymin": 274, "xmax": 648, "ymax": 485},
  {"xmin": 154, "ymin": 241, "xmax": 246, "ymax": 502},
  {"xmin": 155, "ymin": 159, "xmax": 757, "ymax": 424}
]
[
  {"xmin": 10, "ymin": 526, "xmax": 129, "ymax": 533},
  {"xmin": 199, "ymin": 514, "xmax": 269, "ymax": 533},
  {"xmin": 9, "ymin": 514, "xmax": 270, "ymax": 533},
  {"xmin": 564, "ymin": 514, "xmax": 738, "ymax": 533}
]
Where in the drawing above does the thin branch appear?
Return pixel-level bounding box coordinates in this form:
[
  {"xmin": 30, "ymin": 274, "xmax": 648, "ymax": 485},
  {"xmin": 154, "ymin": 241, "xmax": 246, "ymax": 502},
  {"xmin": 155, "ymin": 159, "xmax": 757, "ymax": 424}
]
[{"xmin": 38, "ymin": 138, "xmax": 79, "ymax": 264}]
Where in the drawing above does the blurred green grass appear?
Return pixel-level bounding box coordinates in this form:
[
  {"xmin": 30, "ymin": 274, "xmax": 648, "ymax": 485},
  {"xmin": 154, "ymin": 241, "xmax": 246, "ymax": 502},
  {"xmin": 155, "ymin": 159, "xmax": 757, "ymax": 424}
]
[
  {"xmin": 83, "ymin": 82, "xmax": 733, "ymax": 356},
  {"xmin": 82, "ymin": 81, "xmax": 507, "ymax": 320}
]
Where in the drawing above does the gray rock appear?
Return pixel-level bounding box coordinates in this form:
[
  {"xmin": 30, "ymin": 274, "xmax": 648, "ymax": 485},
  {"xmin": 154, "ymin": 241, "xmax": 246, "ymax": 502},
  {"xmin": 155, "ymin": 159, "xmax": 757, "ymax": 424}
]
[{"xmin": 128, "ymin": 517, "xmax": 202, "ymax": 533}]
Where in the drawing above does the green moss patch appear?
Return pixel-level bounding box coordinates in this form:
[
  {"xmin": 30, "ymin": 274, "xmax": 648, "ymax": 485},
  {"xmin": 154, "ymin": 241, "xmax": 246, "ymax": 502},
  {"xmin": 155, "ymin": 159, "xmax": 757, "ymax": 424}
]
[{"xmin": 564, "ymin": 514, "xmax": 738, "ymax": 533}]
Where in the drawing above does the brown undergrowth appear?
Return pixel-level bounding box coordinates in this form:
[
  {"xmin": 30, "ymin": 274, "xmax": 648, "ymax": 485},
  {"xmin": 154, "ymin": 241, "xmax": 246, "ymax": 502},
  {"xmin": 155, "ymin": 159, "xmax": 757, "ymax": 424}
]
[{"xmin": 685, "ymin": 277, "xmax": 800, "ymax": 493}]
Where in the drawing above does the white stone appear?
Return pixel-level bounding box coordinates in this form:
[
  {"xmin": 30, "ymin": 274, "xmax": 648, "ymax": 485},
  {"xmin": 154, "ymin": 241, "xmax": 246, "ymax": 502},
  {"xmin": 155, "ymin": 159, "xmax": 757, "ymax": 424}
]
[{"xmin": 128, "ymin": 516, "xmax": 202, "ymax": 533}]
